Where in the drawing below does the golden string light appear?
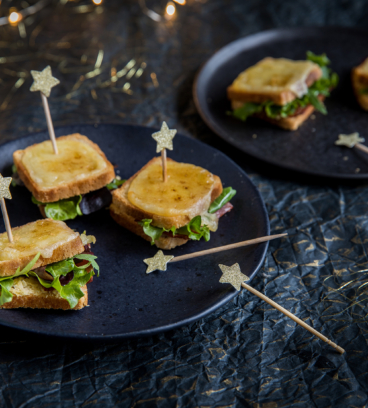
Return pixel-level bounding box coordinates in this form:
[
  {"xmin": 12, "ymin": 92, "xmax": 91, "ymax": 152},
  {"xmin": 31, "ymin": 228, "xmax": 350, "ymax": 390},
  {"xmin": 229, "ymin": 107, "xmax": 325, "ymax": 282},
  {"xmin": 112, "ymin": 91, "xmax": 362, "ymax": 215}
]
[
  {"xmin": 165, "ymin": 2, "xmax": 176, "ymax": 17},
  {"xmin": 173, "ymin": 0, "xmax": 186, "ymax": 4},
  {"xmin": 92, "ymin": 0, "xmax": 103, "ymax": 5},
  {"xmin": 8, "ymin": 11, "xmax": 21, "ymax": 25}
]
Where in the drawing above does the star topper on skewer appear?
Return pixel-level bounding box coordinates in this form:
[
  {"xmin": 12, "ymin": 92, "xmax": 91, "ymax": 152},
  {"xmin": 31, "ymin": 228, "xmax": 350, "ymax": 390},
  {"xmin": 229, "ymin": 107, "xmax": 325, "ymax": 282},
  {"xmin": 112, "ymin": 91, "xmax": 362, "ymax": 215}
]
[
  {"xmin": 335, "ymin": 132, "xmax": 365, "ymax": 148},
  {"xmin": 152, "ymin": 121, "xmax": 177, "ymax": 153},
  {"xmin": 30, "ymin": 65, "xmax": 60, "ymax": 154},
  {"xmin": 151, "ymin": 122, "xmax": 177, "ymax": 182},
  {"xmin": 144, "ymin": 250, "xmax": 174, "ymax": 274},
  {"xmin": 30, "ymin": 66, "xmax": 60, "ymax": 98},
  {"xmin": 0, "ymin": 174, "xmax": 13, "ymax": 243}
]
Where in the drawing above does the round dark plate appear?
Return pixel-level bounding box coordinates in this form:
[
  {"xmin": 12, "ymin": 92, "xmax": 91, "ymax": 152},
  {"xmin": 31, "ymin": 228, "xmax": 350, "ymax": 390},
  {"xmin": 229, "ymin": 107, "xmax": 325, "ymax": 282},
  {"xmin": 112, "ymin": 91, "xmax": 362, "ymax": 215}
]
[
  {"xmin": 0, "ymin": 124, "xmax": 269, "ymax": 340},
  {"xmin": 194, "ymin": 27, "xmax": 368, "ymax": 180}
]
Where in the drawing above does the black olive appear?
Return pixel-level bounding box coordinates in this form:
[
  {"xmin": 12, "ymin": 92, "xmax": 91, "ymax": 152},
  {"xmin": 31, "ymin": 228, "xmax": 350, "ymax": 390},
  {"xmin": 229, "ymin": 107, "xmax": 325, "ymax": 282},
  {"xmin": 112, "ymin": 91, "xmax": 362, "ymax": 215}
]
[{"xmin": 79, "ymin": 187, "xmax": 112, "ymax": 215}]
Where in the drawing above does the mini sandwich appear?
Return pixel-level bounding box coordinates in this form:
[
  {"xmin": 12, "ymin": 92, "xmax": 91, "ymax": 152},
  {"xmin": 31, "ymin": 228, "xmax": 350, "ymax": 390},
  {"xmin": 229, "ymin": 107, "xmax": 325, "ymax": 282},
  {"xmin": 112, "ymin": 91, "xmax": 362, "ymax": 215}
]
[
  {"xmin": 352, "ymin": 57, "xmax": 368, "ymax": 111},
  {"xmin": 110, "ymin": 157, "xmax": 236, "ymax": 250},
  {"xmin": 227, "ymin": 51, "xmax": 339, "ymax": 130},
  {"xmin": 12, "ymin": 133, "xmax": 124, "ymax": 221},
  {"xmin": 0, "ymin": 219, "xmax": 99, "ymax": 310}
]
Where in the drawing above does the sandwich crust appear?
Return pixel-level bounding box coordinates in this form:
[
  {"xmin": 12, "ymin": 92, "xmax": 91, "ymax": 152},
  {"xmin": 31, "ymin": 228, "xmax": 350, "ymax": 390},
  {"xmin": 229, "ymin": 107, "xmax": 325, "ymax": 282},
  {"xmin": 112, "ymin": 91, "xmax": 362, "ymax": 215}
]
[
  {"xmin": 0, "ymin": 277, "xmax": 88, "ymax": 310},
  {"xmin": 352, "ymin": 58, "xmax": 368, "ymax": 111},
  {"xmin": 110, "ymin": 157, "xmax": 223, "ymax": 249},
  {"xmin": 227, "ymin": 58, "xmax": 322, "ymax": 106},
  {"xmin": 231, "ymin": 95, "xmax": 325, "ymax": 131},
  {"xmin": 0, "ymin": 219, "xmax": 85, "ymax": 277},
  {"xmin": 13, "ymin": 133, "xmax": 115, "ymax": 203}
]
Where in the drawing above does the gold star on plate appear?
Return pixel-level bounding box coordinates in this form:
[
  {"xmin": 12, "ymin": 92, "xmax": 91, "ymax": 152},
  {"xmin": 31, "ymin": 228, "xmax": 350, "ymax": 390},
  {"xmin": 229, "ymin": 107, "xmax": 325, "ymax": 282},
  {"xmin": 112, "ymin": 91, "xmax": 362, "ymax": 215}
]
[
  {"xmin": 151, "ymin": 122, "xmax": 177, "ymax": 153},
  {"xmin": 219, "ymin": 263, "xmax": 249, "ymax": 291},
  {"xmin": 30, "ymin": 66, "xmax": 60, "ymax": 97},
  {"xmin": 0, "ymin": 174, "xmax": 12, "ymax": 200},
  {"xmin": 144, "ymin": 250, "xmax": 174, "ymax": 274},
  {"xmin": 335, "ymin": 132, "xmax": 365, "ymax": 148}
]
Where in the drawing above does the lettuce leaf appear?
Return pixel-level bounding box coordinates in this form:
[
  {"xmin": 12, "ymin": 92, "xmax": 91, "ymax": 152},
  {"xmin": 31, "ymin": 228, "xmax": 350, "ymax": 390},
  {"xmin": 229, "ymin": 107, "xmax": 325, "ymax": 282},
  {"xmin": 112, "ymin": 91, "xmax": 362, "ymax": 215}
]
[
  {"xmin": 106, "ymin": 178, "xmax": 126, "ymax": 190},
  {"xmin": 176, "ymin": 216, "xmax": 210, "ymax": 241},
  {"xmin": 0, "ymin": 252, "xmax": 99, "ymax": 308},
  {"xmin": 0, "ymin": 280, "xmax": 13, "ymax": 306},
  {"xmin": 360, "ymin": 88, "xmax": 368, "ymax": 95},
  {"xmin": 32, "ymin": 195, "xmax": 83, "ymax": 221},
  {"xmin": 138, "ymin": 219, "xmax": 176, "ymax": 245},
  {"xmin": 231, "ymin": 51, "xmax": 338, "ymax": 121},
  {"xmin": 208, "ymin": 187, "xmax": 237, "ymax": 214}
]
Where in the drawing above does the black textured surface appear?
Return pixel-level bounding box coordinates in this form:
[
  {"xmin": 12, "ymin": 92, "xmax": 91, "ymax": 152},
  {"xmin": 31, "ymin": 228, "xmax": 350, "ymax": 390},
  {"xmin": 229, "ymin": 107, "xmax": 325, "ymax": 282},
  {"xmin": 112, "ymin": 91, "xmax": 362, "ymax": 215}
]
[
  {"xmin": 195, "ymin": 27, "xmax": 368, "ymax": 180},
  {"xmin": 0, "ymin": 124, "xmax": 269, "ymax": 339},
  {"xmin": 1, "ymin": 0, "xmax": 368, "ymax": 407}
]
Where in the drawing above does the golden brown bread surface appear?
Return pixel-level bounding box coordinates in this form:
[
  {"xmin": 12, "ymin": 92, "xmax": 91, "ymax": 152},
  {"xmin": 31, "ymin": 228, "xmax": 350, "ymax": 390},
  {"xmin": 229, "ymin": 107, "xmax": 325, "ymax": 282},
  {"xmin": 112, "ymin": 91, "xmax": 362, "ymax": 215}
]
[
  {"xmin": 0, "ymin": 219, "xmax": 84, "ymax": 277},
  {"xmin": 110, "ymin": 157, "xmax": 224, "ymax": 249},
  {"xmin": 13, "ymin": 133, "xmax": 115, "ymax": 203},
  {"xmin": 0, "ymin": 277, "xmax": 87, "ymax": 310},
  {"xmin": 352, "ymin": 58, "xmax": 368, "ymax": 111},
  {"xmin": 231, "ymin": 95, "xmax": 325, "ymax": 131},
  {"xmin": 110, "ymin": 208, "xmax": 189, "ymax": 250},
  {"xmin": 227, "ymin": 57, "xmax": 322, "ymax": 106},
  {"xmin": 111, "ymin": 157, "xmax": 223, "ymax": 230}
]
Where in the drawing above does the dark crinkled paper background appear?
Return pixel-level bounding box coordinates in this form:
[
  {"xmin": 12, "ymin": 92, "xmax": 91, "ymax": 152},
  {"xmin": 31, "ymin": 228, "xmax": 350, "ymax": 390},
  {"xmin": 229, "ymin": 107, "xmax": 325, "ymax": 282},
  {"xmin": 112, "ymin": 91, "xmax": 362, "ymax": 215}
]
[{"xmin": 1, "ymin": 0, "xmax": 368, "ymax": 406}]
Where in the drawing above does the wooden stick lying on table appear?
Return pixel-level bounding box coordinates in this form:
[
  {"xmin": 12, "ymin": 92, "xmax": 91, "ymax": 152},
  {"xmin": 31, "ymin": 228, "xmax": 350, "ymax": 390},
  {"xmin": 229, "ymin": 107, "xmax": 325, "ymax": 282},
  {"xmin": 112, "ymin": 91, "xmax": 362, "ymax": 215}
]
[
  {"xmin": 169, "ymin": 232, "xmax": 287, "ymax": 263},
  {"xmin": 241, "ymin": 282, "xmax": 345, "ymax": 354}
]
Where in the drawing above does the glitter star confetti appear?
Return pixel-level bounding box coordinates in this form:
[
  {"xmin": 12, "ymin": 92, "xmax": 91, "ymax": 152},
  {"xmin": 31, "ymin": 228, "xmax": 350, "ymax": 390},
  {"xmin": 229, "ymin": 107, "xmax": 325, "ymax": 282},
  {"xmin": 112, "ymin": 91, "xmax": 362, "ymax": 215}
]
[
  {"xmin": 151, "ymin": 122, "xmax": 177, "ymax": 153},
  {"xmin": 219, "ymin": 263, "xmax": 249, "ymax": 291},
  {"xmin": 335, "ymin": 132, "xmax": 365, "ymax": 148},
  {"xmin": 144, "ymin": 250, "xmax": 174, "ymax": 274},
  {"xmin": 0, "ymin": 174, "xmax": 12, "ymax": 200},
  {"xmin": 30, "ymin": 66, "xmax": 60, "ymax": 97}
]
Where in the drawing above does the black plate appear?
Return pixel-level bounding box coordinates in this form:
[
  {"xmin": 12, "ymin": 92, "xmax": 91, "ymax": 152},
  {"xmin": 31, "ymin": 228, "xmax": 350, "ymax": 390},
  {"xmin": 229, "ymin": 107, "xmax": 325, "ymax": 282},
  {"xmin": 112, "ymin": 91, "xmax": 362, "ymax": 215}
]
[
  {"xmin": 194, "ymin": 27, "xmax": 368, "ymax": 180},
  {"xmin": 0, "ymin": 124, "xmax": 269, "ymax": 340}
]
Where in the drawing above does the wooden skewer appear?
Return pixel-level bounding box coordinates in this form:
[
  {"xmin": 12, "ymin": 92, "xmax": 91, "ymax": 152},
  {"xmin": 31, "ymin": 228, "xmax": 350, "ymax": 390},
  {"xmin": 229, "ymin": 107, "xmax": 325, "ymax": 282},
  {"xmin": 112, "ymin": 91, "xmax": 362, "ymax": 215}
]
[
  {"xmin": 169, "ymin": 233, "xmax": 287, "ymax": 263},
  {"xmin": 41, "ymin": 93, "xmax": 58, "ymax": 155},
  {"xmin": 241, "ymin": 282, "xmax": 345, "ymax": 354},
  {"xmin": 355, "ymin": 143, "xmax": 368, "ymax": 155},
  {"xmin": 161, "ymin": 148, "xmax": 167, "ymax": 182},
  {"xmin": 0, "ymin": 198, "xmax": 13, "ymax": 243}
]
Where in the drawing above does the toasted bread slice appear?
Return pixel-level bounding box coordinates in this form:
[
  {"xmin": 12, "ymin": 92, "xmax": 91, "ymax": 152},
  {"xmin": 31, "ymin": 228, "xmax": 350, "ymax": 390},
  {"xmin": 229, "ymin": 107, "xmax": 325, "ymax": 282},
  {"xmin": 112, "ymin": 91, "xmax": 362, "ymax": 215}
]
[
  {"xmin": 227, "ymin": 57, "xmax": 322, "ymax": 106},
  {"xmin": 13, "ymin": 133, "xmax": 115, "ymax": 203},
  {"xmin": 0, "ymin": 219, "xmax": 84, "ymax": 277},
  {"xmin": 110, "ymin": 157, "xmax": 223, "ymax": 249},
  {"xmin": 0, "ymin": 277, "xmax": 87, "ymax": 310},
  {"xmin": 110, "ymin": 209, "xmax": 188, "ymax": 250},
  {"xmin": 352, "ymin": 58, "xmax": 368, "ymax": 111},
  {"xmin": 231, "ymin": 95, "xmax": 324, "ymax": 131}
]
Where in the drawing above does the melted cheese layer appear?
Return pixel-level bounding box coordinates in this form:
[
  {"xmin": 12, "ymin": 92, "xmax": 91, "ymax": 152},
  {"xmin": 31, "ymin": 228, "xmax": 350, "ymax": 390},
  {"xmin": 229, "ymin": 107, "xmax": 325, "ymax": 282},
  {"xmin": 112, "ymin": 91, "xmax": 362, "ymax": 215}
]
[
  {"xmin": 232, "ymin": 57, "xmax": 319, "ymax": 98},
  {"xmin": 21, "ymin": 139, "xmax": 107, "ymax": 188},
  {"xmin": 0, "ymin": 219, "xmax": 79, "ymax": 261},
  {"xmin": 127, "ymin": 161, "xmax": 215, "ymax": 217}
]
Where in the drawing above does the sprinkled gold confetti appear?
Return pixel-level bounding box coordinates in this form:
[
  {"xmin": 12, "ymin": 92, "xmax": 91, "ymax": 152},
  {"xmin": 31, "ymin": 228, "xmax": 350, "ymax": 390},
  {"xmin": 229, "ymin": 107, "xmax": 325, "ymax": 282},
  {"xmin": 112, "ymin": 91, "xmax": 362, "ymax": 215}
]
[
  {"xmin": 335, "ymin": 132, "xmax": 365, "ymax": 148},
  {"xmin": 30, "ymin": 66, "xmax": 60, "ymax": 97},
  {"xmin": 152, "ymin": 121, "xmax": 177, "ymax": 153},
  {"xmin": 219, "ymin": 263, "xmax": 249, "ymax": 291},
  {"xmin": 144, "ymin": 250, "xmax": 174, "ymax": 274},
  {"xmin": 0, "ymin": 174, "xmax": 12, "ymax": 200}
]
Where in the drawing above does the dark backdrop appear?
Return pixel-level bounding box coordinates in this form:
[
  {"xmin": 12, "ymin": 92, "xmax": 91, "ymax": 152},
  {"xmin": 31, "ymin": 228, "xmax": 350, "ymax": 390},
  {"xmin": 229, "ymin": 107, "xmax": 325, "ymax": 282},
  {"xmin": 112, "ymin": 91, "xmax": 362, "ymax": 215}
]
[{"xmin": 1, "ymin": 1, "xmax": 368, "ymax": 407}]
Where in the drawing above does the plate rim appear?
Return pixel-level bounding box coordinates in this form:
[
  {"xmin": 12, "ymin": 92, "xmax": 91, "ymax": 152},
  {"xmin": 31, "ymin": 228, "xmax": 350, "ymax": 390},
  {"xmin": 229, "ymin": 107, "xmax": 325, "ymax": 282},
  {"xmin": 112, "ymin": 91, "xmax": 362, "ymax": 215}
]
[
  {"xmin": 193, "ymin": 26, "xmax": 368, "ymax": 181},
  {"xmin": 0, "ymin": 123, "xmax": 270, "ymax": 340}
]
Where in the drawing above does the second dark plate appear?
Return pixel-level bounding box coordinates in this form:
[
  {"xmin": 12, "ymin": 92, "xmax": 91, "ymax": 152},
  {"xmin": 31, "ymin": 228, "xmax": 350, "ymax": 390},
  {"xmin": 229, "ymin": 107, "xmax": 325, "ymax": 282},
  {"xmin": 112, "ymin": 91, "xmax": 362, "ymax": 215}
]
[{"xmin": 194, "ymin": 27, "xmax": 368, "ymax": 180}]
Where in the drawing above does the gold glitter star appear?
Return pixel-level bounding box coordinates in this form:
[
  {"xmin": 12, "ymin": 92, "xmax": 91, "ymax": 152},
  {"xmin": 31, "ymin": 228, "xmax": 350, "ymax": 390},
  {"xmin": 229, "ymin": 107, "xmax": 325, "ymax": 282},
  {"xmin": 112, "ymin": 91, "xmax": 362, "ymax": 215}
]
[
  {"xmin": 144, "ymin": 250, "xmax": 174, "ymax": 274},
  {"xmin": 219, "ymin": 263, "xmax": 249, "ymax": 291},
  {"xmin": 151, "ymin": 122, "xmax": 177, "ymax": 153},
  {"xmin": 0, "ymin": 174, "xmax": 12, "ymax": 200},
  {"xmin": 335, "ymin": 132, "xmax": 365, "ymax": 148},
  {"xmin": 30, "ymin": 66, "xmax": 60, "ymax": 97}
]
